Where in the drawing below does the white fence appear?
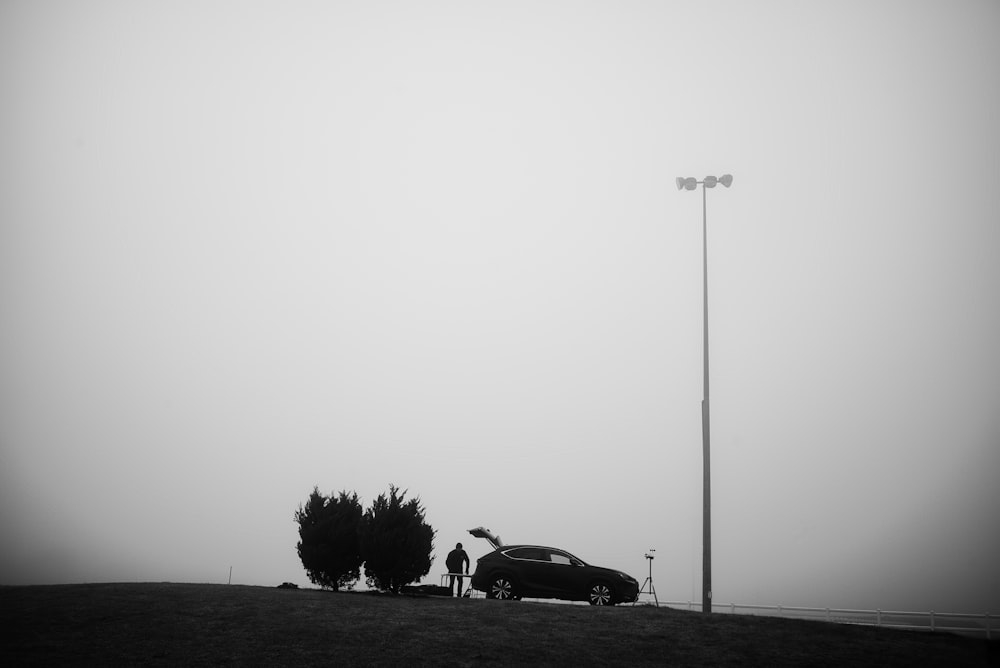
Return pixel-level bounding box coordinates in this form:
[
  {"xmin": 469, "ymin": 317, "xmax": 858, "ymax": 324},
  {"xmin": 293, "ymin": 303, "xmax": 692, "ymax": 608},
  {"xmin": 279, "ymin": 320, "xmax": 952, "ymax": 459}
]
[{"xmin": 655, "ymin": 600, "xmax": 994, "ymax": 639}]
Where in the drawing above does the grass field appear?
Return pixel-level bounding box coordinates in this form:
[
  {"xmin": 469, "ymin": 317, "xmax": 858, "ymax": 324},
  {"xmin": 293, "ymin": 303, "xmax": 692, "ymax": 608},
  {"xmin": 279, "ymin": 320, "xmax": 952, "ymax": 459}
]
[{"xmin": 2, "ymin": 583, "xmax": 996, "ymax": 666}]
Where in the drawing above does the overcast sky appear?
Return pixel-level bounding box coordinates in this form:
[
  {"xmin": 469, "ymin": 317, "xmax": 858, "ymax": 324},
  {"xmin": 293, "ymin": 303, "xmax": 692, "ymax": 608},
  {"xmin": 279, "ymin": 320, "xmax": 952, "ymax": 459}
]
[{"xmin": 2, "ymin": 0, "xmax": 998, "ymax": 613}]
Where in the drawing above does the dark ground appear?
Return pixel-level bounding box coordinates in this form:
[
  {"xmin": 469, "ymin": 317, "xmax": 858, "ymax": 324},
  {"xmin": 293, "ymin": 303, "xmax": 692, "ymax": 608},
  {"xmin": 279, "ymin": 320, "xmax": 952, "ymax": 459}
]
[{"xmin": 2, "ymin": 583, "xmax": 997, "ymax": 666}]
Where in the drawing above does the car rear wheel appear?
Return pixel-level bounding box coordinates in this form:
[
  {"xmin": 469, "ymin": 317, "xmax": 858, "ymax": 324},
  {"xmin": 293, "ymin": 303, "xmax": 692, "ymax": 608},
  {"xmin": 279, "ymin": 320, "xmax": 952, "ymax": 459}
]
[
  {"xmin": 588, "ymin": 582, "xmax": 614, "ymax": 606},
  {"xmin": 488, "ymin": 575, "xmax": 516, "ymax": 601}
]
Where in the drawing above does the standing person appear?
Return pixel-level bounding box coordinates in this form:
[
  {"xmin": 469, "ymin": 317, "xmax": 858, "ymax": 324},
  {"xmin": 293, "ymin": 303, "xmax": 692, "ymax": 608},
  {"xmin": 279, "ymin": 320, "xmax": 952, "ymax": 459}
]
[{"xmin": 445, "ymin": 542, "xmax": 470, "ymax": 597}]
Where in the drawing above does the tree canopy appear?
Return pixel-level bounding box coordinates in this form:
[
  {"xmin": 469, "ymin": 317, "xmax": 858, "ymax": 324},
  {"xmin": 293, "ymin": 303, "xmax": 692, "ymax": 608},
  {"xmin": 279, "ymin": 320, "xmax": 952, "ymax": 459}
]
[
  {"xmin": 359, "ymin": 486, "xmax": 436, "ymax": 594},
  {"xmin": 294, "ymin": 488, "xmax": 363, "ymax": 590},
  {"xmin": 295, "ymin": 485, "xmax": 435, "ymax": 593}
]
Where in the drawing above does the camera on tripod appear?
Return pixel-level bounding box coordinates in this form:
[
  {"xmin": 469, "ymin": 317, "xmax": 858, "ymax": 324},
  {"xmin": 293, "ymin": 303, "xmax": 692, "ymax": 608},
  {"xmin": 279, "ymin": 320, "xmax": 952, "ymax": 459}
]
[{"xmin": 644, "ymin": 549, "xmax": 655, "ymax": 560}]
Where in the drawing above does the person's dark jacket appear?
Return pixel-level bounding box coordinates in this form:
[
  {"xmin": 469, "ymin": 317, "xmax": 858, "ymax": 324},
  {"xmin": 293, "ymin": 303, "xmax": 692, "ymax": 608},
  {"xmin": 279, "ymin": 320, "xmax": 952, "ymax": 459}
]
[{"xmin": 446, "ymin": 548, "xmax": 469, "ymax": 573}]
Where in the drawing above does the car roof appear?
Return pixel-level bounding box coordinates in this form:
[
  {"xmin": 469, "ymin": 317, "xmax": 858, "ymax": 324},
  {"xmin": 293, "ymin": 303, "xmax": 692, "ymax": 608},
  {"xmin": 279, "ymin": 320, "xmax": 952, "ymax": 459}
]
[
  {"xmin": 494, "ymin": 545, "xmax": 583, "ymax": 557},
  {"xmin": 500, "ymin": 544, "xmax": 560, "ymax": 551}
]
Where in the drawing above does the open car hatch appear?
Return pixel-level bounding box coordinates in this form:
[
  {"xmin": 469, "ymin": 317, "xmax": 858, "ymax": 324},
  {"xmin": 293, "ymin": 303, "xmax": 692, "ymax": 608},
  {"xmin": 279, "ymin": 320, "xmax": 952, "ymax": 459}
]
[{"xmin": 468, "ymin": 526, "xmax": 503, "ymax": 550}]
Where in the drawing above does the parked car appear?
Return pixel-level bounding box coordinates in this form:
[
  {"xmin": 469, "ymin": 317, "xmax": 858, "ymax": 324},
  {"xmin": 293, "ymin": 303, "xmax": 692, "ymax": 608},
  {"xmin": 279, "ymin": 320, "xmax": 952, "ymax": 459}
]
[{"xmin": 469, "ymin": 541, "xmax": 639, "ymax": 606}]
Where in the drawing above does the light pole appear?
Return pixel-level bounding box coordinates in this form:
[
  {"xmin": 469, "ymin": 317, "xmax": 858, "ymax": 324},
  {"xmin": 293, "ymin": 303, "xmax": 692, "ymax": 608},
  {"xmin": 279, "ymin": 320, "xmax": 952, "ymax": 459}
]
[{"xmin": 676, "ymin": 173, "xmax": 732, "ymax": 614}]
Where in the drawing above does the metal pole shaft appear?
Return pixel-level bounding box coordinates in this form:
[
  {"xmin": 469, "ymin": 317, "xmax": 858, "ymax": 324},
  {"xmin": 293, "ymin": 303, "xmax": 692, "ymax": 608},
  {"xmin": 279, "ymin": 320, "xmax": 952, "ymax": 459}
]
[{"xmin": 702, "ymin": 183, "xmax": 712, "ymax": 614}]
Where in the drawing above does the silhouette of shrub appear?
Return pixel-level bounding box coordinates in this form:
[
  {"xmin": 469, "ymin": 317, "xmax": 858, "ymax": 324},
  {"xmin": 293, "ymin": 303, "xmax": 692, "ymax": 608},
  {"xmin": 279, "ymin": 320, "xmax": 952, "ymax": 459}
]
[
  {"xmin": 359, "ymin": 485, "xmax": 435, "ymax": 594},
  {"xmin": 294, "ymin": 488, "xmax": 363, "ymax": 590}
]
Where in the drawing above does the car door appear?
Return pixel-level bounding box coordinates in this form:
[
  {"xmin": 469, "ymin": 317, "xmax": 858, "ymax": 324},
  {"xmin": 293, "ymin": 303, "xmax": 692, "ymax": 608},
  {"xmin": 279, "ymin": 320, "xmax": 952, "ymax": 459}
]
[
  {"xmin": 543, "ymin": 548, "xmax": 587, "ymax": 599},
  {"xmin": 504, "ymin": 547, "xmax": 549, "ymax": 596}
]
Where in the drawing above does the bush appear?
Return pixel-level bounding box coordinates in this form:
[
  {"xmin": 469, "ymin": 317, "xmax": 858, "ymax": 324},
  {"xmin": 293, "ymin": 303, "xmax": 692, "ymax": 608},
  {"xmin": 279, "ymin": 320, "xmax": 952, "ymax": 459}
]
[
  {"xmin": 359, "ymin": 486, "xmax": 436, "ymax": 593},
  {"xmin": 294, "ymin": 488, "xmax": 363, "ymax": 590}
]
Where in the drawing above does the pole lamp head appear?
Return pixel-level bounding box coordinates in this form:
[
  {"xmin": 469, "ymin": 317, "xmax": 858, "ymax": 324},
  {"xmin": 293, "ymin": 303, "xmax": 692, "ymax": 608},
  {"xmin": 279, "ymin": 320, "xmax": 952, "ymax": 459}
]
[
  {"xmin": 676, "ymin": 177, "xmax": 698, "ymax": 191},
  {"xmin": 719, "ymin": 174, "xmax": 733, "ymax": 187}
]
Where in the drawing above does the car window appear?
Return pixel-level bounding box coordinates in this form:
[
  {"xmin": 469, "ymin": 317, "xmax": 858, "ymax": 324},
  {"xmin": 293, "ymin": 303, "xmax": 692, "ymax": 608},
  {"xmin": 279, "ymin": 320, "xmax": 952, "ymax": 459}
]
[
  {"xmin": 505, "ymin": 547, "xmax": 547, "ymax": 561},
  {"xmin": 548, "ymin": 552, "xmax": 572, "ymax": 566}
]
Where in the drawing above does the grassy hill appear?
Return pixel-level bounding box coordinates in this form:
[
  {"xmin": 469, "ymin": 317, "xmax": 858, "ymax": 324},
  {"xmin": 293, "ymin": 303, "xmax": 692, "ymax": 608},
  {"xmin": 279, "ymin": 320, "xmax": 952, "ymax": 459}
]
[{"xmin": 2, "ymin": 583, "xmax": 996, "ymax": 666}]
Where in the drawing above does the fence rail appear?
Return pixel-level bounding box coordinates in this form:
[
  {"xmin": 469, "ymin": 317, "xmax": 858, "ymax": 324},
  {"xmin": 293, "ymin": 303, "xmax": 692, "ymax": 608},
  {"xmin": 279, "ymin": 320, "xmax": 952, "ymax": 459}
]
[{"xmin": 654, "ymin": 600, "xmax": 993, "ymax": 639}]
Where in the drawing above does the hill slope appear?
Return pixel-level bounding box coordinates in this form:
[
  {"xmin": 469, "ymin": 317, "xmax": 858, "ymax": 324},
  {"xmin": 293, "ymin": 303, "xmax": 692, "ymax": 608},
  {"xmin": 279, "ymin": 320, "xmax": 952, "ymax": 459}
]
[{"xmin": 2, "ymin": 583, "xmax": 995, "ymax": 666}]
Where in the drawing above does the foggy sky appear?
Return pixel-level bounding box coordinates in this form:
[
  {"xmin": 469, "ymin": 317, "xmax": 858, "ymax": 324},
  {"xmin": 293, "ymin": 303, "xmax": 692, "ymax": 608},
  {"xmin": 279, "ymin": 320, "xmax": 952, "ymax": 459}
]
[{"xmin": 2, "ymin": 0, "xmax": 999, "ymax": 613}]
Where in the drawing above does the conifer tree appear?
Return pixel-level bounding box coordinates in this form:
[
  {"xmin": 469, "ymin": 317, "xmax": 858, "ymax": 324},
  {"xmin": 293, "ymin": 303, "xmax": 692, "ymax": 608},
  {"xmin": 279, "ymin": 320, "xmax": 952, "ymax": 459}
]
[
  {"xmin": 359, "ymin": 485, "xmax": 435, "ymax": 593},
  {"xmin": 294, "ymin": 487, "xmax": 363, "ymax": 590}
]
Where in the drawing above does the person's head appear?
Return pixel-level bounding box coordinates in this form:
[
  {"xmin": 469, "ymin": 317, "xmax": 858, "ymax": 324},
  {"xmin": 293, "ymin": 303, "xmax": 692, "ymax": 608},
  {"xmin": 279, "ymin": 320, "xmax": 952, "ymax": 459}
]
[{"xmin": 456, "ymin": 542, "xmax": 462, "ymax": 549}]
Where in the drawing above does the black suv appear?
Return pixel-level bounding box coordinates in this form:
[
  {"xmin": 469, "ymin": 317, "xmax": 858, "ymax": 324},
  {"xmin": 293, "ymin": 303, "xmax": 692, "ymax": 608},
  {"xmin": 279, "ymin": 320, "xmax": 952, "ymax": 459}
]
[{"xmin": 470, "ymin": 544, "xmax": 639, "ymax": 606}]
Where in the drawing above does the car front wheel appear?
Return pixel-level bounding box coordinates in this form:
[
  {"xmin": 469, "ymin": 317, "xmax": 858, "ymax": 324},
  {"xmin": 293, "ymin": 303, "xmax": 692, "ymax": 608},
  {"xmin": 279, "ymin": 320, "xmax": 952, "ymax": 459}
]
[
  {"xmin": 588, "ymin": 582, "xmax": 614, "ymax": 606},
  {"xmin": 488, "ymin": 575, "xmax": 516, "ymax": 601}
]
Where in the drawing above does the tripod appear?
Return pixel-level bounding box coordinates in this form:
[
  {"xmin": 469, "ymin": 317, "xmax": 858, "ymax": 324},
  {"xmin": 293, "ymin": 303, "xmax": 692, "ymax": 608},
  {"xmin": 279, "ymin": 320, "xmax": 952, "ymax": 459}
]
[{"xmin": 635, "ymin": 551, "xmax": 659, "ymax": 607}]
